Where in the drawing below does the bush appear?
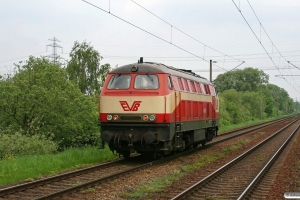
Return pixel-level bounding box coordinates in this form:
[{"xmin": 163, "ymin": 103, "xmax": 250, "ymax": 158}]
[
  {"xmin": 0, "ymin": 57, "xmax": 100, "ymax": 149},
  {"xmin": 0, "ymin": 130, "xmax": 58, "ymax": 160}
]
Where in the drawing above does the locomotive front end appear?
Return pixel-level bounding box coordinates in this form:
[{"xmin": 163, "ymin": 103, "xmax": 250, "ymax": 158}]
[{"xmin": 99, "ymin": 63, "xmax": 174, "ymax": 158}]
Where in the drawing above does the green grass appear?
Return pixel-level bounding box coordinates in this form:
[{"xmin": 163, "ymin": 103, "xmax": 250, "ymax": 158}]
[
  {"xmin": 219, "ymin": 114, "xmax": 290, "ymax": 133},
  {"xmin": 122, "ymin": 169, "xmax": 184, "ymax": 199},
  {"xmin": 0, "ymin": 146, "xmax": 116, "ymax": 186}
]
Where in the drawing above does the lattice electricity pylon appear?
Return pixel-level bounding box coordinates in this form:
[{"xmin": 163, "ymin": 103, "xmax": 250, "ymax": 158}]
[{"xmin": 46, "ymin": 37, "xmax": 64, "ymax": 65}]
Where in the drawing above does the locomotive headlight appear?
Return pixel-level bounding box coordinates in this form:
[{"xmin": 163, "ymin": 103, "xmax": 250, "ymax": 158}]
[
  {"xmin": 113, "ymin": 115, "xmax": 119, "ymax": 120},
  {"xmin": 107, "ymin": 115, "xmax": 112, "ymax": 121},
  {"xmin": 149, "ymin": 114, "xmax": 156, "ymax": 121},
  {"xmin": 143, "ymin": 115, "xmax": 149, "ymax": 121}
]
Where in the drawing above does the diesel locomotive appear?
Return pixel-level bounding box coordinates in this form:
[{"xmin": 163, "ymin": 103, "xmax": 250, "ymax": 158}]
[{"xmin": 99, "ymin": 58, "xmax": 219, "ymax": 158}]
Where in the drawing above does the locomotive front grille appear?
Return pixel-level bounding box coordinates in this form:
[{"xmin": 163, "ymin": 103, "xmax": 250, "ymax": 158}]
[{"xmin": 120, "ymin": 115, "xmax": 142, "ymax": 120}]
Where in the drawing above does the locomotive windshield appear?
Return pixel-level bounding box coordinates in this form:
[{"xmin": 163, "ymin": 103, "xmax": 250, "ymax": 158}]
[
  {"xmin": 134, "ymin": 74, "xmax": 159, "ymax": 89},
  {"xmin": 107, "ymin": 74, "xmax": 131, "ymax": 89}
]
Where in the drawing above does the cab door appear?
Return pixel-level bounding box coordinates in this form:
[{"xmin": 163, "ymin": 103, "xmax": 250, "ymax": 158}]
[{"xmin": 175, "ymin": 91, "xmax": 181, "ymax": 122}]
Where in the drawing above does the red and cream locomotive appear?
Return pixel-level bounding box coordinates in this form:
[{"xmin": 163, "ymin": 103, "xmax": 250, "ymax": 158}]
[{"xmin": 99, "ymin": 58, "xmax": 219, "ymax": 158}]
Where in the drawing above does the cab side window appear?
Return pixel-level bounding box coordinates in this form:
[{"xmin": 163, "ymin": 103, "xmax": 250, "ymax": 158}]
[{"xmin": 168, "ymin": 76, "xmax": 173, "ymax": 90}]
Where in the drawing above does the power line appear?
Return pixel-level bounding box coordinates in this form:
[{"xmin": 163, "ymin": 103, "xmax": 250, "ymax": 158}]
[
  {"xmin": 232, "ymin": 0, "xmax": 300, "ymax": 94},
  {"xmin": 288, "ymin": 61, "xmax": 300, "ymax": 71},
  {"xmin": 246, "ymin": 0, "xmax": 300, "ymax": 89},
  {"xmin": 82, "ymin": 0, "xmax": 228, "ymax": 71},
  {"xmin": 4, "ymin": 49, "xmax": 297, "ymax": 68},
  {"xmin": 275, "ymin": 75, "xmax": 300, "ymax": 77},
  {"xmin": 194, "ymin": 67, "xmax": 296, "ymax": 73},
  {"xmin": 0, "ymin": 51, "xmax": 47, "ymax": 64},
  {"xmin": 130, "ymin": 0, "xmax": 244, "ymax": 68},
  {"xmin": 101, "ymin": 54, "xmax": 300, "ymax": 61}
]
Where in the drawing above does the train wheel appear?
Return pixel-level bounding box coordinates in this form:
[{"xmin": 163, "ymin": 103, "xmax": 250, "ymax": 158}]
[{"xmin": 201, "ymin": 141, "xmax": 206, "ymax": 146}]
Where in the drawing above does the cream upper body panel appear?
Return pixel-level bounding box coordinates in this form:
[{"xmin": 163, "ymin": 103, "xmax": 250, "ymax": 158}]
[{"xmin": 100, "ymin": 94, "xmax": 174, "ymax": 114}]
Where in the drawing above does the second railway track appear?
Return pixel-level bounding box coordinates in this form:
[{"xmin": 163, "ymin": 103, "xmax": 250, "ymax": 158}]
[{"xmin": 171, "ymin": 117, "xmax": 300, "ymax": 200}]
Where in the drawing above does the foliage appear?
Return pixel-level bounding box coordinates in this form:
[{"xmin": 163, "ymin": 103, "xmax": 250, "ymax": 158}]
[
  {"xmin": 240, "ymin": 91, "xmax": 260, "ymax": 118},
  {"xmin": 0, "ymin": 130, "xmax": 57, "ymax": 160},
  {"xmin": 0, "ymin": 57, "xmax": 99, "ymax": 149},
  {"xmin": 219, "ymin": 89, "xmax": 252, "ymax": 124},
  {"xmin": 214, "ymin": 67, "xmax": 269, "ymax": 93},
  {"xmin": 218, "ymin": 96, "xmax": 232, "ymax": 126},
  {"xmin": 215, "ymin": 67, "xmax": 297, "ymax": 125},
  {"xmin": 66, "ymin": 41, "xmax": 111, "ymax": 96}
]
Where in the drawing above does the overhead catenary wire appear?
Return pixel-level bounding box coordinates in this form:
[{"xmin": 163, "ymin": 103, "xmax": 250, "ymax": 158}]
[
  {"xmin": 82, "ymin": 0, "xmax": 228, "ymax": 71},
  {"xmin": 246, "ymin": 0, "xmax": 300, "ymax": 88},
  {"xmin": 232, "ymin": 0, "xmax": 300, "ymax": 94},
  {"xmin": 130, "ymin": 0, "xmax": 245, "ymax": 69},
  {"xmin": 2, "ymin": 48, "xmax": 300, "ymax": 66},
  {"xmin": 246, "ymin": 0, "xmax": 291, "ymax": 64},
  {"xmin": 1, "ymin": 47, "xmax": 299, "ymax": 72},
  {"xmin": 0, "ymin": 51, "xmax": 47, "ymax": 64}
]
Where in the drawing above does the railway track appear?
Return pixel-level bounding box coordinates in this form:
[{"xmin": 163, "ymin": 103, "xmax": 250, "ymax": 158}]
[
  {"xmin": 0, "ymin": 157, "xmax": 148, "ymax": 200},
  {"xmin": 170, "ymin": 117, "xmax": 300, "ymax": 200},
  {"xmin": 0, "ymin": 116, "xmax": 296, "ymax": 200}
]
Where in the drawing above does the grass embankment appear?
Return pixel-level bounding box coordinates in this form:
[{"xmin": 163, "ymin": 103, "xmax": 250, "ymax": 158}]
[
  {"xmin": 218, "ymin": 114, "xmax": 289, "ymax": 133},
  {"xmin": 0, "ymin": 147, "xmax": 116, "ymax": 186}
]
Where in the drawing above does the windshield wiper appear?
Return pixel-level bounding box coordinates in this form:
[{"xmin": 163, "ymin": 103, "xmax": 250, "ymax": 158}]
[
  {"xmin": 146, "ymin": 72, "xmax": 153, "ymax": 84},
  {"xmin": 111, "ymin": 73, "xmax": 121, "ymax": 84}
]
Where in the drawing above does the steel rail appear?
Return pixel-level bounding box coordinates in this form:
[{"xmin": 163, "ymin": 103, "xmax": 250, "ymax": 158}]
[
  {"xmin": 34, "ymin": 146, "xmax": 204, "ymax": 200},
  {"xmin": 0, "ymin": 159, "xmax": 126, "ymax": 196},
  {"xmin": 207, "ymin": 115, "xmax": 294, "ymax": 147},
  {"xmin": 0, "ymin": 116, "xmax": 295, "ymax": 199},
  {"xmin": 237, "ymin": 124, "xmax": 300, "ymax": 199},
  {"xmin": 170, "ymin": 118, "xmax": 299, "ymax": 200},
  {"xmin": 35, "ymin": 117, "xmax": 296, "ymax": 199}
]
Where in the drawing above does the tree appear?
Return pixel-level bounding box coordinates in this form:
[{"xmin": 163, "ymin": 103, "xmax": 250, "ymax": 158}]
[
  {"xmin": 66, "ymin": 41, "xmax": 111, "ymax": 96},
  {"xmin": 262, "ymin": 86, "xmax": 275, "ymax": 117},
  {"xmin": 219, "ymin": 89, "xmax": 252, "ymax": 124},
  {"xmin": 214, "ymin": 67, "xmax": 269, "ymax": 93},
  {"xmin": 266, "ymin": 84, "xmax": 293, "ymax": 115},
  {"xmin": 241, "ymin": 91, "xmax": 260, "ymax": 118},
  {"xmin": 0, "ymin": 57, "xmax": 100, "ymax": 149}
]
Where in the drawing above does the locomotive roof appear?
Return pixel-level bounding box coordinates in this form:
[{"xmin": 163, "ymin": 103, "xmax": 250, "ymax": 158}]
[{"xmin": 110, "ymin": 62, "xmax": 212, "ymax": 85}]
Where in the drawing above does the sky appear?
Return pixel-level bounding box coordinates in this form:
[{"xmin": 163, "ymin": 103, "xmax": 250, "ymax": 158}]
[{"xmin": 1, "ymin": 0, "xmax": 300, "ymax": 100}]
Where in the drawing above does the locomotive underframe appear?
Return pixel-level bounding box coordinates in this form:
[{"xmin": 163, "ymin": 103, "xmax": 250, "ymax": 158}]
[{"xmin": 100, "ymin": 119, "xmax": 219, "ymax": 158}]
